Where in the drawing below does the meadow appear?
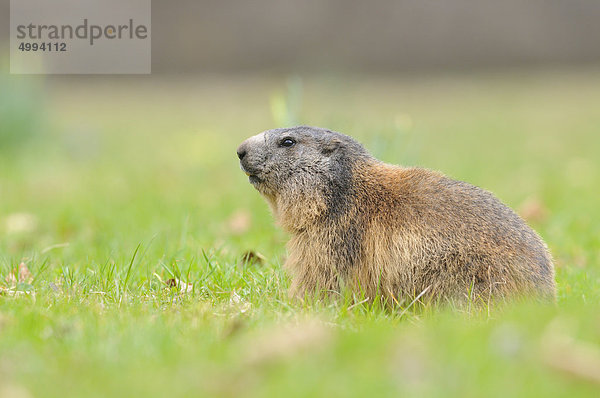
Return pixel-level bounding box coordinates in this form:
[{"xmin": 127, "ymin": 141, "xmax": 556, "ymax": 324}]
[{"xmin": 1, "ymin": 68, "xmax": 599, "ymax": 397}]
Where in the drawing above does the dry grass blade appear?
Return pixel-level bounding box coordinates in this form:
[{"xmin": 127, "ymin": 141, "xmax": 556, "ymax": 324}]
[
  {"xmin": 347, "ymin": 297, "xmax": 370, "ymax": 311},
  {"xmin": 398, "ymin": 286, "xmax": 431, "ymax": 318}
]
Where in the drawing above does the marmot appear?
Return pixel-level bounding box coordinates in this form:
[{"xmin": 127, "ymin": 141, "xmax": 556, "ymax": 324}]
[{"xmin": 236, "ymin": 126, "xmax": 555, "ymax": 304}]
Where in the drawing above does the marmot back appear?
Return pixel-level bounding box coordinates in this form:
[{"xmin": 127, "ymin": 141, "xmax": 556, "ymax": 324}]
[{"xmin": 236, "ymin": 126, "xmax": 555, "ymax": 304}]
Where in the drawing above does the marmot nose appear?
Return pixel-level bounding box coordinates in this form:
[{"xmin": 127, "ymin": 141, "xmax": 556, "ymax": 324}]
[{"xmin": 237, "ymin": 147, "xmax": 247, "ymax": 160}]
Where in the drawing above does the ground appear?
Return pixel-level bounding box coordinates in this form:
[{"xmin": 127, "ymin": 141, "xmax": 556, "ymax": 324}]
[{"xmin": 0, "ymin": 68, "xmax": 599, "ymax": 397}]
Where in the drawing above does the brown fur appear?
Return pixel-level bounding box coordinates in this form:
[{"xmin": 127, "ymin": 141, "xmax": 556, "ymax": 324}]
[{"xmin": 237, "ymin": 126, "xmax": 556, "ymax": 304}]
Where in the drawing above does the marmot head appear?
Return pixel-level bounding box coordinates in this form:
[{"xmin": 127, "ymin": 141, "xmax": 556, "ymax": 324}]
[{"xmin": 236, "ymin": 126, "xmax": 372, "ymax": 228}]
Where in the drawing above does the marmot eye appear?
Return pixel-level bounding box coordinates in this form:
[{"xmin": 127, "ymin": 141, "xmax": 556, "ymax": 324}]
[{"xmin": 280, "ymin": 138, "xmax": 296, "ymax": 147}]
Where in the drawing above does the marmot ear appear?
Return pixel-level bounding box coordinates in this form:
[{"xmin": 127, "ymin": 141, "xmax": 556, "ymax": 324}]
[{"xmin": 321, "ymin": 138, "xmax": 342, "ymax": 156}]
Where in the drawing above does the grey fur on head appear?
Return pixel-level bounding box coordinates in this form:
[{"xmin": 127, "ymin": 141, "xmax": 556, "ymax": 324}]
[{"xmin": 237, "ymin": 126, "xmax": 371, "ymax": 200}]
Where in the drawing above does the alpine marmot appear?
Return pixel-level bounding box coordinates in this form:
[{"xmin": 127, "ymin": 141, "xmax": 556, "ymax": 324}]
[{"xmin": 236, "ymin": 126, "xmax": 555, "ymax": 304}]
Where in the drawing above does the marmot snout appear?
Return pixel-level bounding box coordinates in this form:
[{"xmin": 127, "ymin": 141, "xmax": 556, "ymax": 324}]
[{"xmin": 237, "ymin": 126, "xmax": 555, "ymax": 303}]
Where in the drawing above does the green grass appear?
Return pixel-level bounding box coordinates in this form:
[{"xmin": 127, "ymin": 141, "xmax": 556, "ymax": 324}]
[{"xmin": 1, "ymin": 69, "xmax": 599, "ymax": 397}]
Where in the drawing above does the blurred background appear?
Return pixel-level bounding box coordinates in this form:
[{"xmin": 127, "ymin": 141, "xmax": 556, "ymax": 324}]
[
  {"xmin": 0, "ymin": 0, "xmax": 598, "ymax": 281},
  {"xmin": 1, "ymin": 2, "xmax": 600, "ymax": 396},
  {"xmin": 4, "ymin": 0, "xmax": 600, "ymax": 73}
]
